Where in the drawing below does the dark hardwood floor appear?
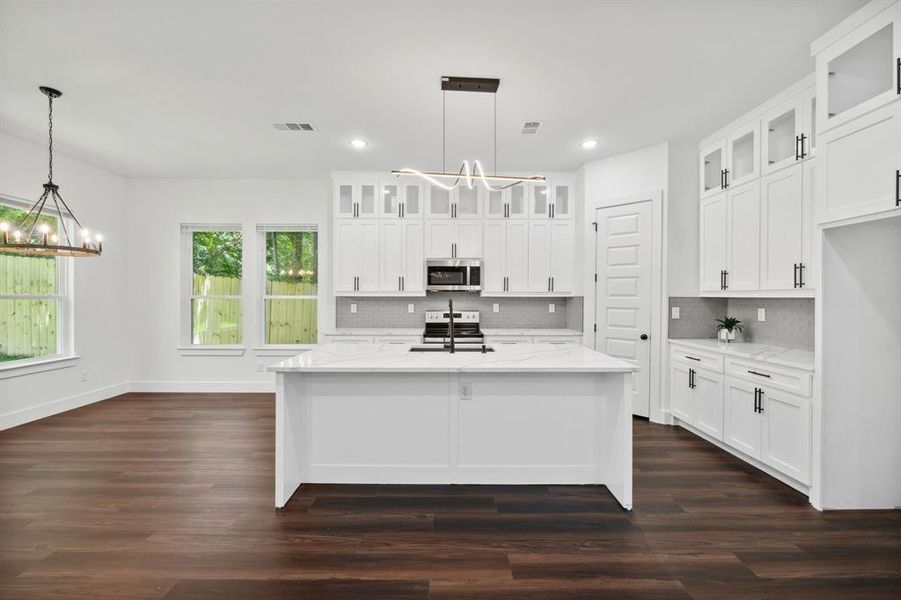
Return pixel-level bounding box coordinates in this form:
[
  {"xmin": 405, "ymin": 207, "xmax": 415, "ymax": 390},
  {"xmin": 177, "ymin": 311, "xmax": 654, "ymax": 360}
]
[{"xmin": 1, "ymin": 393, "xmax": 899, "ymax": 599}]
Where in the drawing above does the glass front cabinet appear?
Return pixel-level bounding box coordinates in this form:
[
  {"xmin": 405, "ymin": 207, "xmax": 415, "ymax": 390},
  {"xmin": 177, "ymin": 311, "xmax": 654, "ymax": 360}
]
[{"xmin": 761, "ymin": 87, "xmax": 816, "ymax": 176}]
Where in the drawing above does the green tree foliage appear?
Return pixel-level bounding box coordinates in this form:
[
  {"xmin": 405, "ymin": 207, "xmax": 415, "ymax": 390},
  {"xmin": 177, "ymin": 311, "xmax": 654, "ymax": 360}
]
[
  {"xmin": 265, "ymin": 231, "xmax": 318, "ymax": 284},
  {"xmin": 192, "ymin": 231, "xmax": 243, "ymax": 278}
]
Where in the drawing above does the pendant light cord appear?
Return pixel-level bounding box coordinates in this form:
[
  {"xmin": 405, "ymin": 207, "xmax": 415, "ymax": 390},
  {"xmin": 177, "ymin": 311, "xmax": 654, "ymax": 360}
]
[
  {"xmin": 47, "ymin": 93, "xmax": 54, "ymax": 183},
  {"xmin": 442, "ymin": 90, "xmax": 446, "ymax": 173},
  {"xmin": 494, "ymin": 93, "xmax": 497, "ymax": 176}
]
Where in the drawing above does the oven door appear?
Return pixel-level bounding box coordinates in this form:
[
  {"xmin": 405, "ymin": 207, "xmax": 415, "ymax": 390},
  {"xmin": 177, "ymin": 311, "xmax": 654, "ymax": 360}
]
[{"xmin": 426, "ymin": 264, "xmax": 474, "ymax": 291}]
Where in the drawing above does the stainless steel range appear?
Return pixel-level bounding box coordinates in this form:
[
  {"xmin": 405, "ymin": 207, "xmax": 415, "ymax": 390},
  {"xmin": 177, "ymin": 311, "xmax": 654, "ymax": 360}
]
[{"xmin": 422, "ymin": 308, "xmax": 484, "ymax": 345}]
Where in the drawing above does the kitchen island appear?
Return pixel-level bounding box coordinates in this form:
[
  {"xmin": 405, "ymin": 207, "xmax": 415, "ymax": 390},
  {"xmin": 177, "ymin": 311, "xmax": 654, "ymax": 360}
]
[{"xmin": 269, "ymin": 342, "xmax": 636, "ymax": 509}]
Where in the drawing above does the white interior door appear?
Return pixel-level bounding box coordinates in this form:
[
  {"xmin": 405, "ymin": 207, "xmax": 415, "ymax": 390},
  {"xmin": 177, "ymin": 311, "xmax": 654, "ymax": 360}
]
[{"xmin": 595, "ymin": 201, "xmax": 652, "ymax": 418}]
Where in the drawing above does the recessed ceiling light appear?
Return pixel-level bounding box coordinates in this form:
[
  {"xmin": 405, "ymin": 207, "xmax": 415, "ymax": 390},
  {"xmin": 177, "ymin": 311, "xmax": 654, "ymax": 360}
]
[
  {"xmin": 349, "ymin": 138, "xmax": 367, "ymax": 149},
  {"xmin": 581, "ymin": 139, "xmax": 598, "ymax": 150}
]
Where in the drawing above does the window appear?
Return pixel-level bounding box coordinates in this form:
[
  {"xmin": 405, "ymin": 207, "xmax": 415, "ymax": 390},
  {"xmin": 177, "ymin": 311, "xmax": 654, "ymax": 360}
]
[
  {"xmin": 259, "ymin": 226, "xmax": 318, "ymax": 345},
  {"xmin": 0, "ymin": 198, "xmax": 70, "ymax": 365},
  {"xmin": 183, "ymin": 225, "xmax": 243, "ymax": 345}
]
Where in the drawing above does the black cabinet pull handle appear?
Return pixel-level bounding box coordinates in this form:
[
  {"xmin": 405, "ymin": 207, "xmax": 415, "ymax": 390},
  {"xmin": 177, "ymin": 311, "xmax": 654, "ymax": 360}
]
[
  {"xmin": 793, "ymin": 263, "xmax": 798, "ymax": 288},
  {"xmin": 795, "ymin": 135, "xmax": 801, "ymax": 161},
  {"xmin": 720, "ymin": 169, "xmax": 725, "ymax": 190},
  {"xmin": 800, "ymin": 133, "xmax": 807, "ymax": 159},
  {"xmin": 722, "ymin": 270, "xmax": 728, "ymax": 290},
  {"xmin": 897, "ymin": 57, "xmax": 900, "ymax": 95},
  {"xmin": 723, "ymin": 169, "xmax": 729, "ymax": 189},
  {"xmin": 895, "ymin": 170, "xmax": 900, "ymax": 207},
  {"xmin": 754, "ymin": 388, "xmax": 760, "ymax": 413},
  {"xmin": 748, "ymin": 370, "xmax": 771, "ymax": 378},
  {"xmin": 798, "ymin": 263, "xmax": 805, "ymax": 288},
  {"xmin": 684, "ymin": 356, "xmax": 701, "ymax": 362},
  {"xmin": 688, "ymin": 368, "xmax": 695, "ymax": 389},
  {"xmin": 720, "ymin": 270, "xmax": 725, "ymax": 290}
]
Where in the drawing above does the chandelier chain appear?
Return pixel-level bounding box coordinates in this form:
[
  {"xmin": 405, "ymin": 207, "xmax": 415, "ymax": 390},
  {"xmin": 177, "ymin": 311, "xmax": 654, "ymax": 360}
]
[{"xmin": 47, "ymin": 92, "xmax": 54, "ymax": 183}]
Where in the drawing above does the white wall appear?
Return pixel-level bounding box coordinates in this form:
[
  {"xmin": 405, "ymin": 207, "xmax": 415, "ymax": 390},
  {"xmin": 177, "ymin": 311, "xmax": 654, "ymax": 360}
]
[
  {"xmin": 126, "ymin": 178, "xmax": 332, "ymax": 391},
  {"xmin": 0, "ymin": 133, "xmax": 131, "ymax": 429},
  {"xmin": 665, "ymin": 140, "xmax": 699, "ymax": 296}
]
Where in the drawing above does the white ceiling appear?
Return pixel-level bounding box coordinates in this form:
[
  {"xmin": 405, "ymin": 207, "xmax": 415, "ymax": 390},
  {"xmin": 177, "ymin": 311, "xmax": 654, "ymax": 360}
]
[{"xmin": 0, "ymin": 0, "xmax": 864, "ymax": 179}]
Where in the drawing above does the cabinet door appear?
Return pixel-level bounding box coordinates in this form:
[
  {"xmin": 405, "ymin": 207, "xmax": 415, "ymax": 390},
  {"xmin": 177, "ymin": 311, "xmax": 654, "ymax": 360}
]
[
  {"xmin": 726, "ymin": 181, "xmax": 760, "ymax": 291},
  {"xmin": 670, "ymin": 363, "xmax": 694, "ymax": 423},
  {"xmin": 455, "ymin": 186, "xmax": 481, "ymax": 218},
  {"xmin": 357, "ymin": 220, "xmax": 380, "ymax": 291},
  {"xmin": 508, "ymin": 185, "xmax": 528, "ymax": 218},
  {"xmin": 357, "ymin": 183, "xmax": 379, "ymax": 218},
  {"xmin": 528, "ymin": 221, "xmax": 551, "ymax": 292},
  {"xmin": 425, "ymin": 220, "xmax": 454, "ymax": 258},
  {"xmin": 760, "ymin": 165, "xmax": 804, "ymax": 291},
  {"xmin": 700, "ymin": 141, "xmax": 726, "ymax": 199},
  {"xmin": 402, "ymin": 183, "xmax": 423, "ymax": 218},
  {"xmin": 552, "ymin": 183, "xmax": 573, "ymax": 219},
  {"xmin": 335, "ymin": 182, "xmax": 356, "ymax": 218},
  {"xmin": 426, "ymin": 185, "xmax": 452, "ymax": 218},
  {"xmin": 693, "ymin": 369, "xmax": 724, "ymax": 441},
  {"xmin": 726, "ymin": 121, "xmax": 759, "ymax": 189},
  {"xmin": 723, "ymin": 378, "xmax": 762, "ymax": 460},
  {"xmin": 485, "ymin": 188, "xmax": 505, "ymax": 219},
  {"xmin": 760, "ymin": 387, "xmax": 811, "ymax": 485},
  {"xmin": 379, "ymin": 221, "xmax": 403, "ymax": 291},
  {"xmin": 699, "ymin": 193, "xmax": 728, "ymax": 292},
  {"xmin": 800, "ymin": 159, "xmax": 815, "ymax": 289},
  {"xmin": 402, "ymin": 221, "xmax": 424, "ymax": 292},
  {"xmin": 550, "ymin": 220, "xmax": 575, "ymax": 293},
  {"xmin": 530, "ymin": 183, "xmax": 551, "ymax": 218},
  {"xmin": 505, "ymin": 221, "xmax": 530, "ymax": 292},
  {"xmin": 761, "ymin": 96, "xmax": 804, "ymax": 176},
  {"xmin": 482, "ymin": 221, "xmax": 507, "ymax": 293},
  {"xmin": 382, "ymin": 183, "xmax": 402, "ymax": 219},
  {"xmin": 334, "ymin": 220, "xmax": 361, "ymax": 292},
  {"xmin": 818, "ymin": 100, "xmax": 901, "ymax": 225},
  {"xmin": 455, "ymin": 221, "xmax": 483, "ymax": 258},
  {"xmin": 801, "ymin": 88, "xmax": 817, "ymax": 159},
  {"xmin": 817, "ymin": 2, "xmax": 900, "ymax": 132}
]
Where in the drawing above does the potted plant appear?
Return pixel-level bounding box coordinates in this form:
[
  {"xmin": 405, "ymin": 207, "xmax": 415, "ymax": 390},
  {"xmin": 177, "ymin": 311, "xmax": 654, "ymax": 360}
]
[{"xmin": 715, "ymin": 317, "xmax": 743, "ymax": 343}]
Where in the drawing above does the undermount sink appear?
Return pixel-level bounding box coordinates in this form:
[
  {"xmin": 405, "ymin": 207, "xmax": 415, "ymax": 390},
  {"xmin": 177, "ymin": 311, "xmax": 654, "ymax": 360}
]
[{"xmin": 409, "ymin": 346, "xmax": 495, "ymax": 353}]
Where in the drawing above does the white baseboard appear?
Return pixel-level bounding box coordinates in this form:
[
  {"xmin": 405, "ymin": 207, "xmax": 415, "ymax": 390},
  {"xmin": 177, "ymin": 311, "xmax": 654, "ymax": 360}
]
[
  {"xmin": 129, "ymin": 380, "xmax": 275, "ymax": 393},
  {"xmin": 0, "ymin": 381, "xmax": 131, "ymax": 431}
]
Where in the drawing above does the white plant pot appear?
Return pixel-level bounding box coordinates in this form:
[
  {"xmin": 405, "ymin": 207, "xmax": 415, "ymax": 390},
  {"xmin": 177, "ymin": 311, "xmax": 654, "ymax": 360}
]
[{"xmin": 718, "ymin": 328, "xmax": 738, "ymax": 343}]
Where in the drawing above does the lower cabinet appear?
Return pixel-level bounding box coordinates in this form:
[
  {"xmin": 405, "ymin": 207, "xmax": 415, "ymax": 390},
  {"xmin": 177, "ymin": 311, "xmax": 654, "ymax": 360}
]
[{"xmin": 670, "ymin": 343, "xmax": 812, "ymax": 487}]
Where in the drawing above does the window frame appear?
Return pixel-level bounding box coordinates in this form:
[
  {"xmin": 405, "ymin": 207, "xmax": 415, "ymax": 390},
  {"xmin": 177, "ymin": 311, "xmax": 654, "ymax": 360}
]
[
  {"xmin": 0, "ymin": 194, "xmax": 75, "ymax": 374},
  {"xmin": 179, "ymin": 224, "xmax": 245, "ymax": 355},
  {"xmin": 256, "ymin": 224, "xmax": 319, "ymax": 351}
]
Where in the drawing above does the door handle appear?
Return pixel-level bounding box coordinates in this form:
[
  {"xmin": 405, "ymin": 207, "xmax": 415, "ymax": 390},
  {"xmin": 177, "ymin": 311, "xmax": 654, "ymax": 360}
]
[{"xmin": 639, "ymin": 334, "xmax": 648, "ymax": 340}]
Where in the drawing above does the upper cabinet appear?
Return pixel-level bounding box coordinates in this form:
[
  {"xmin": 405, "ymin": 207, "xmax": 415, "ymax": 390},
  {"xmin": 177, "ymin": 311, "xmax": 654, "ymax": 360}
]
[
  {"xmin": 426, "ymin": 185, "xmax": 482, "ymax": 219},
  {"xmin": 382, "ymin": 182, "xmax": 423, "ymax": 219},
  {"xmin": 816, "ymin": 1, "xmax": 901, "ymax": 134},
  {"xmin": 761, "ymin": 87, "xmax": 816, "ymax": 176},
  {"xmin": 485, "ymin": 186, "xmax": 530, "ymax": 219},
  {"xmin": 530, "ymin": 180, "xmax": 574, "ymax": 219},
  {"xmin": 699, "ymin": 122, "xmax": 758, "ymax": 197}
]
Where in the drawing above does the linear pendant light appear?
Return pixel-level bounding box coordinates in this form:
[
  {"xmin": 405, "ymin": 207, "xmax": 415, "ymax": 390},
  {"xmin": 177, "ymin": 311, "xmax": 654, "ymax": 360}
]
[
  {"xmin": 391, "ymin": 76, "xmax": 545, "ymax": 192},
  {"xmin": 0, "ymin": 87, "xmax": 103, "ymax": 257}
]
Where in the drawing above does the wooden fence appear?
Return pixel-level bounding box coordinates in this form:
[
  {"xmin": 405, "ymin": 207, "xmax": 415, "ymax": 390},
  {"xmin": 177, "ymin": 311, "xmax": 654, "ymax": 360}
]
[{"xmin": 0, "ymin": 255, "xmax": 58, "ymax": 360}]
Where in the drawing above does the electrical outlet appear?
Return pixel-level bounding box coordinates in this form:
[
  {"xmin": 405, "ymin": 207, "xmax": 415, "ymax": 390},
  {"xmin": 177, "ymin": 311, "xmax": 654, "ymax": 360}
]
[
  {"xmin": 257, "ymin": 361, "xmax": 264, "ymax": 372},
  {"xmin": 671, "ymin": 306, "xmax": 680, "ymax": 319},
  {"xmin": 459, "ymin": 382, "xmax": 472, "ymax": 400},
  {"xmin": 350, "ymin": 303, "xmax": 357, "ymax": 314},
  {"xmin": 757, "ymin": 308, "xmax": 766, "ymax": 322},
  {"xmin": 407, "ymin": 303, "xmax": 415, "ymax": 314},
  {"xmin": 80, "ymin": 369, "xmax": 88, "ymax": 383},
  {"xmin": 493, "ymin": 303, "xmax": 499, "ymax": 313},
  {"xmin": 548, "ymin": 303, "xmax": 555, "ymax": 313}
]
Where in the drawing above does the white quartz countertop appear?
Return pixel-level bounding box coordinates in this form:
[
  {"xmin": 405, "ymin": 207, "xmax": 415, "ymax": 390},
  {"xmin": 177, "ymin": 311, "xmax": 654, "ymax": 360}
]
[
  {"xmin": 668, "ymin": 339, "xmax": 814, "ymax": 371},
  {"xmin": 269, "ymin": 342, "xmax": 634, "ymax": 373},
  {"xmin": 321, "ymin": 328, "xmax": 422, "ymax": 336},
  {"xmin": 483, "ymin": 328, "xmax": 583, "ymax": 337},
  {"xmin": 321, "ymin": 328, "xmax": 582, "ymax": 337}
]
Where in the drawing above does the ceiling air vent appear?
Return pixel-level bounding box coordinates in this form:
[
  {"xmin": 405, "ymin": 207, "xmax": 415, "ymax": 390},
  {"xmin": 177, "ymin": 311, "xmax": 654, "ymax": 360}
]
[
  {"xmin": 273, "ymin": 123, "xmax": 315, "ymax": 132},
  {"xmin": 520, "ymin": 121, "xmax": 541, "ymax": 138}
]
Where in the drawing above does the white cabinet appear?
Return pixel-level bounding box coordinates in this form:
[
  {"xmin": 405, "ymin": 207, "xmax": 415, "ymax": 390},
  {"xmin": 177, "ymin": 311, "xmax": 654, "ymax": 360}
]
[
  {"xmin": 816, "ymin": 1, "xmax": 901, "ymax": 133},
  {"xmin": 530, "ymin": 181, "xmax": 574, "ymax": 219},
  {"xmin": 483, "ymin": 221, "xmax": 529, "ymax": 294},
  {"xmin": 382, "ymin": 182, "xmax": 424, "ymax": 219},
  {"xmin": 334, "ymin": 220, "xmax": 380, "ymax": 294},
  {"xmin": 817, "ymin": 100, "xmax": 901, "ymax": 225},
  {"xmin": 669, "ymin": 358, "xmax": 724, "ymax": 441},
  {"xmin": 699, "ymin": 122, "xmax": 759, "ymax": 197},
  {"xmin": 528, "ymin": 221, "xmax": 574, "ymax": 293},
  {"xmin": 699, "ymin": 193, "xmax": 728, "ymax": 293},
  {"xmin": 700, "ymin": 141, "xmax": 727, "ymax": 199},
  {"xmin": 334, "ymin": 181, "xmax": 379, "ymax": 218},
  {"xmin": 760, "ymin": 162, "xmax": 813, "ymax": 291},
  {"xmin": 426, "ymin": 185, "xmax": 482, "ymax": 219},
  {"xmin": 761, "ymin": 87, "xmax": 816, "ymax": 176},
  {"xmin": 379, "ymin": 221, "xmax": 424, "ymax": 293},
  {"xmin": 726, "ymin": 181, "xmax": 760, "ymax": 292},
  {"xmin": 724, "ymin": 377, "xmax": 763, "ymax": 459},
  {"xmin": 485, "ymin": 186, "xmax": 529, "ymax": 220},
  {"xmin": 425, "ymin": 220, "xmax": 482, "ymax": 259}
]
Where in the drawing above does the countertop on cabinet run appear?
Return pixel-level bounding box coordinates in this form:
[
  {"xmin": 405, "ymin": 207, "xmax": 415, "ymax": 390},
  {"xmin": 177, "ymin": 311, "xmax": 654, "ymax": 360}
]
[
  {"xmin": 321, "ymin": 328, "xmax": 422, "ymax": 337},
  {"xmin": 668, "ymin": 339, "xmax": 814, "ymax": 371},
  {"xmin": 270, "ymin": 342, "xmax": 634, "ymax": 374},
  {"xmin": 483, "ymin": 328, "xmax": 583, "ymax": 337}
]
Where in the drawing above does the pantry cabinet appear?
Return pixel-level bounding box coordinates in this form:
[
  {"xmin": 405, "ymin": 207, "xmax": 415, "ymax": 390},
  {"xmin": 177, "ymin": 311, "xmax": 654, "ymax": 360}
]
[
  {"xmin": 334, "ymin": 219, "xmax": 380, "ymax": 293},
  {"xmin": 760, "ymin": 162, "xmax": 813, "ymax": 290},
  {"xmin": 482, "ymin": 221, "xmax": 529, "ymax": 294},
  {"xmin": 425, "ymin": 219, "xmax": 482, "ymax": 259},
  {"xmin": 528, "ymin": 220, "xmax": 574, "ymax": 293},
  {"xmin": 378, "ymin": 221, "xmax": 424, "ymax": 294}
]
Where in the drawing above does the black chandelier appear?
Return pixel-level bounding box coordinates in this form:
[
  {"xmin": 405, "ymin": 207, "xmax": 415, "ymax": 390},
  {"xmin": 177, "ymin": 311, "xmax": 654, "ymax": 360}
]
[{"xmin": 0, "ymin": 86, "xmax": 103, "ymax": 257}]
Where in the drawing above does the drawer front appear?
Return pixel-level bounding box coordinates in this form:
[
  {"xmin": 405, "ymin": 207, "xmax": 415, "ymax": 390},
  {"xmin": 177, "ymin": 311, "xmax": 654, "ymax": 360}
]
[
  {"xmin": 487, "ymin": 336, "xmax": 534, "ymax": 345},
  {"xmin": 725, "ymin": 357, "xmax": 812, "ymax": 397},
  {"xmin": 539, "ymin": 336, "xmax": 583, "ymax": 345},
  {"xmin": 323, "ymin": 335, "xmax": 375, "ymax": 344},
  {"xmin": 373, "ymin": 336, "xmax": 422, "ymax": 345},
  {"xmin": 670, "ymin": 345, "xmax": 725, "ymax": 372}
]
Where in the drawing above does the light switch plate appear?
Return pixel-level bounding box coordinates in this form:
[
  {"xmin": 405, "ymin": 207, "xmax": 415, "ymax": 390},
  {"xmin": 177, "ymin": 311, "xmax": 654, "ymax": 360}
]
[
  {"xmin": 350, "ymin": 303, "xmax": 357, "ymax": 314},
  {"xmin": 493, "ymin": 303, "xmax": 499, "ymax": 313},
  {"xmin": 548, "ymin": 303, "xmax": 555, "ymax": 313},
  {"xmin": 459, "ymin": 382, "xmax": 472, "ymax": 400},
  {"xmin": 671, "ymin": 307, "xmax": 680, "ymax": 319},
  {"xmin": 407, "ymin": 303, "xmax": 415, "ymax": 314},
  {"xmin": 757, "ymin": 308, "xmax": 766, "ymax": 321}
]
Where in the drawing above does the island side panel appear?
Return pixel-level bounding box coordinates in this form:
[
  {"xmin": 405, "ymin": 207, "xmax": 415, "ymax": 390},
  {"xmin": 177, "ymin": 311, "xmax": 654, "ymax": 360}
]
[
  {"xmin": 275, "ymin": 372, "xmax": 308, "ymax": 508},
  {"xmin": 595, "ymin": 372, "xmax": 633, "ymax": 510}
]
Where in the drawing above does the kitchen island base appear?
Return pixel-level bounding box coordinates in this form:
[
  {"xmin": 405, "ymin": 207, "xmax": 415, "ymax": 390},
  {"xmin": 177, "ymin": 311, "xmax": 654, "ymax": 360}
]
[{"xmin": 275, "ymin": 369, "xmax": 633, "ymax": 510}]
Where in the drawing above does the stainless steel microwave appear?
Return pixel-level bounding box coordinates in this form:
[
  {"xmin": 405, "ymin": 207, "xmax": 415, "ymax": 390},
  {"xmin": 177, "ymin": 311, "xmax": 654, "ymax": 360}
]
[{"xmin": 425, "ymin": 259, "xmax": 481, "ymax": 292}]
